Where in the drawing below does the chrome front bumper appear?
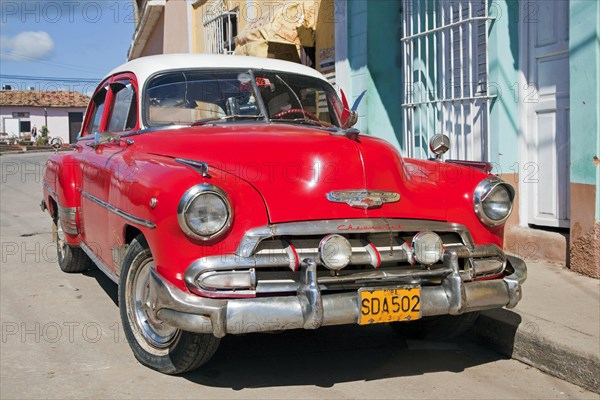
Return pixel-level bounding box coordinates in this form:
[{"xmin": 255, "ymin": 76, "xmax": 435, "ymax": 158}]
[{"xmin": 148, "ymin": 252, "xmax": 527, "ymax": 338}]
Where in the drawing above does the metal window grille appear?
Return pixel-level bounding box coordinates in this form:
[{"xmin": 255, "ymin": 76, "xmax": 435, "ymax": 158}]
[
  {"xmin": 401, "ymin": 0, "xmax": 495, "ymax": 160},
  {"xmin": 204, "ymin": 2, "xmax": 238, "ymax": 55}
]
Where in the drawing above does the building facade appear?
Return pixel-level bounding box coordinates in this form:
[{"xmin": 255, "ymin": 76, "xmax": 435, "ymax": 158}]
[
  {"xmin": 334, "ymin": 0, "xmax": 599, "ymax": 276},
  {"xmin": 129, "ymin": 0, "xmax": 599, "ymax": 277},
  {"xmin": 129, "ymin": 0, "xmax": 335, "ymax": 80},
  {"xmin": 0, "ymin": 90, "xmax": 89, "ymax": 144}
]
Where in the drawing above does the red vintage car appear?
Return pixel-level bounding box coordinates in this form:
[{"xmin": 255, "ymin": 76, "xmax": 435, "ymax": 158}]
[{"xmin": 42, "ymin": 54, "xmax": 526, "ymax": 374}]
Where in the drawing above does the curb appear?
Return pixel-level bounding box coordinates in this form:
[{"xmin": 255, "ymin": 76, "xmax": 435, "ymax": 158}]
[
  {"xmin": 467, "ymin": 308, "xmax": 600, "ymax": 394},
  {"xmin": 0, "ymin": 149, "xmax": 71, "ymax": 156}
]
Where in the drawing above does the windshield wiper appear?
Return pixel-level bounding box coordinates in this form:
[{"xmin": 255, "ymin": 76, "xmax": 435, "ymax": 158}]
[
  {"xmin": 270, "ymin": 118, "xmax": 333, "ymax": 129},
  {"xmin": 275, "ymin": 74, "xmax": 310, "ymax": 124},
  {"xmin": 191, "ymin": 114, "xmax": 264, "ymax": 126}
]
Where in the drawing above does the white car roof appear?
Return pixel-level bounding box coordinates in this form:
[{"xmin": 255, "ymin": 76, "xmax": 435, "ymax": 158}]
[{"xmin": 107, "ymin": 54, "xmax": 329, "ymax": 88}]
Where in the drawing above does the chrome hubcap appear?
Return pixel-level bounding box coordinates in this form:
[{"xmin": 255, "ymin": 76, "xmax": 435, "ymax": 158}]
[
  {"xmin": 55, "ymin": 219, "xmax": 66, "ymax": 259},
  {"xmin": 127, "ymin": 258, "xmax": 179, "ymax": 354}
]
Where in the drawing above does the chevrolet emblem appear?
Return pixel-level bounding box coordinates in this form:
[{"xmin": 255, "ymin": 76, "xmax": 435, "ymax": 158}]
[{"xmin": 326, "ymin": 190, "xmax": 400, "ymax": 209}]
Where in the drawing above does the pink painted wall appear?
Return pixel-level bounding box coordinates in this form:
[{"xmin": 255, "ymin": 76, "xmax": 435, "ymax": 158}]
[
  {"xmin": 163, "ymin": 0, "xmax": 190, "ymax": 54},
  {"xmin": 139, "ymin": 1, "xmax": 190, "ymax": 58}
]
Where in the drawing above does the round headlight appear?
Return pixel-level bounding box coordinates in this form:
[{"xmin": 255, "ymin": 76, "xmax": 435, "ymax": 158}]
[
  {"xmin": 474, "ymin": 178, "xmax": 515, "ymax": 226},
  {"xmin": 178, "ymin": 184, "xmax": 232, "ymax": 240},
  {"xmin": 412, "ymin": 231, "xmax": 444, "ymax": 265},
  {"xmin": 319, "ymin": 234, "xmax": 352, "ymax": 271}
]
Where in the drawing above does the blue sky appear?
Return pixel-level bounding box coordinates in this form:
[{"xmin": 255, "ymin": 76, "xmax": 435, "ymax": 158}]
[{"xmin": 1, "ymin": 0, "xmax": 134, "ymax": 94}]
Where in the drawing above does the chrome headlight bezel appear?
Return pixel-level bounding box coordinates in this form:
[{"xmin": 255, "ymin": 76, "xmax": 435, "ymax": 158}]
[
  {"xmin": 473, "ymin": 177, "xmax": 515, "ymax": 227},
  {"xmin": 177, "ymin": 184, "xmax": 232, "ymax": 241}
]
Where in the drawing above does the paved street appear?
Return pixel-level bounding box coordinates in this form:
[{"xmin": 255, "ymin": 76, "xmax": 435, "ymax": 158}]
[{"xmin": 1, "ymin": 152, "xmax": 597, "ymax": 399}]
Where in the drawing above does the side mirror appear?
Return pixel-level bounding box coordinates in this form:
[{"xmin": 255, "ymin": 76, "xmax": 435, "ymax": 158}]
[{"xmin": 429, "ymin": 134, "xmax": 450, "ymax": 160}]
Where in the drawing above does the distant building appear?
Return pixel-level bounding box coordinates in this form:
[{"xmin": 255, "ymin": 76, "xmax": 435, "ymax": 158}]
[{"xmin": 0, "ymin": 90, "xmax": 89, "ymax": 144}]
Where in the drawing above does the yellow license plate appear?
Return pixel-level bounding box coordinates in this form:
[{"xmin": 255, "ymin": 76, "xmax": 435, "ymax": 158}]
[{"xmin": 358, "ymin": 287, "xmax": 421, "ymax": 325}]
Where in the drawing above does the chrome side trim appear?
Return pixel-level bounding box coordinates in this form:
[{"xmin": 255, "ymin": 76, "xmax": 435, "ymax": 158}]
[
  {"xmin": 82, "ymin": 192, "xmax": 156, "ymax": 229},
  {"xmin": 236, "ymin": 219, "xmax": 475, "ymax": 257},
  {"xmin": 57, "ymin": 204, "xmax": 79, "ymax": 235},
  {"xmin": 80, "ymin": 241, "xmax": 119, "ymax": 284}
]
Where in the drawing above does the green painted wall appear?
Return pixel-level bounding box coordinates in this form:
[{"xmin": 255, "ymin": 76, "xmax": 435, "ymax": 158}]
[
  {"xmin": 350, "ymin": 0, "xmax": 524, "ymax": 161},
  {"xmin": 345, "ymin": 0, "xmax": 404, "ymax": 150},
  {"xmin": 569, "ymin": 1, "xmax": 600, "ymax": 208},
  {"xmin": 488, "ymin": 0, "xmax": 520, "ymax": 173},
  {"xmin": 366, "ymin": 0, "xmax": 403, "ymax": 150},
  {"xmin": 347, "ymin": 0, "xmax": 369, "ymax": 133}
]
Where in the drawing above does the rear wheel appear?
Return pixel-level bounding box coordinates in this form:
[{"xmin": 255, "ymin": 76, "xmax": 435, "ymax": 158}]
[
  {"xmin": 52, "ymin": 215, "xmax": 93, "ymax": 273},
  {"xmin": 390, "ymin": 312, "xmax": 480, "ymax": 340},
  {"xmin": 119, "ymin": 235, "xmax": 220, "ymax": 374}
]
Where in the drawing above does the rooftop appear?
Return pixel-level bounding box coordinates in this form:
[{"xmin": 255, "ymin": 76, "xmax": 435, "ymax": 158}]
[{"xmin": 0, "ymin": 90, "xmax": 90, "ymax": 108}]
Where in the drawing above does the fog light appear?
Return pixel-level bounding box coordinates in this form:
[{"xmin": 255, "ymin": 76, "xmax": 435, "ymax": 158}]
[
  {"xmin": 197, "ymin": 269, "xmax": 256, "ymax": 291},
  {"xmin": 319, "ymin": 234, "xmax": 352, "ymax": 271},
  {"xmin": 412, "ymin": 231, "xmax": 443, "ymax": 265}
]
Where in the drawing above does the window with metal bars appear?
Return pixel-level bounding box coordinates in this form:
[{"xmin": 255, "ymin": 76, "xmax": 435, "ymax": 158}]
[
  {"xmin": 401, "ymin": 0, "xmax": 495, "ymax": 161},
  {"xmin": 204, "ymin": 2, "xmax": 238, "ymax": 55}
]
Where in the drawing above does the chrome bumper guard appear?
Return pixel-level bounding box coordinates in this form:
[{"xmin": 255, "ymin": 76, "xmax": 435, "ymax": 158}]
[{"xmin": 148, "ymin": 252, "xmax": 527, "ymax": 338}]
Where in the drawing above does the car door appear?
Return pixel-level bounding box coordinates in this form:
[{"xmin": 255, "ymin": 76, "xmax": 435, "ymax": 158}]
[
  {"xmin": 77, "ymin": 75, "xmax": 139, "ymax": 272},
  {"xmin": 102, "ymin": 75, "xmax": 140, "ymax": 274}
]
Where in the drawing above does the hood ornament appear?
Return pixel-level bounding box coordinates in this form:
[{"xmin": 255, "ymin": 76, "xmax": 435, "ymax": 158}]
[{"xmin": 327, "ymin": 190, "xmax": 400, "ymax": 209}]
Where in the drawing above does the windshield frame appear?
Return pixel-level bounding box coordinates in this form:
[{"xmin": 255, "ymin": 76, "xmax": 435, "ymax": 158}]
[{"xmin": 141, "ymin": 68, "xmax": 342, "ymax": 129}]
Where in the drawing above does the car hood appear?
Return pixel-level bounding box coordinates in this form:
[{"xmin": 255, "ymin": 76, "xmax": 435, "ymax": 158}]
[{"xmin": 137, "ymin": 124, "xmax": 446, "ymax": 223}]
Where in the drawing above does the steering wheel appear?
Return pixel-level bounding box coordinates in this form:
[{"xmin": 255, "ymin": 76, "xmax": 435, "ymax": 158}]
[{"xmin": 272, "ymin": 108, "xmax": 319, "ymax": 122}]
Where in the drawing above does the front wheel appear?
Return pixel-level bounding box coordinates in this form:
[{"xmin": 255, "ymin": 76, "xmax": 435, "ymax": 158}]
[
  {"xmin": 390, "ymin": 312, "xmax": 480, "ymax": 340},
  {"xmin": 119, "ymin": 235, "xmax": 220, "ymax": 374}
]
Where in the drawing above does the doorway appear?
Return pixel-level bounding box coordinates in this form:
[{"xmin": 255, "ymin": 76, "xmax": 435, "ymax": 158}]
[
  {"xmin": 521, "ymin": 0, "xmax": 570, "ymax": 228},
  {"xmin": 68, "ymin": 112, "xmax": 84, "ymax": 144}
]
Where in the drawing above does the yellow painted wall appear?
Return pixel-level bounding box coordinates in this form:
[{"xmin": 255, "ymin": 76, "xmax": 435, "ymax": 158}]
[
  {"xmin": 315, "ymin": 0, "xmax": 335, "ymax": 74},
  {"xmin": 192, "ymin": 0, "xmax": 251, "ymax": 54},
  {"xmin": 191, "ymin": 0, "xmax": 334, "ymax": 63}
]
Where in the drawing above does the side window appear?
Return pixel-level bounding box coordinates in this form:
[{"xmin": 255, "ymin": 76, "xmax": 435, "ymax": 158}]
[
  {"xmin": 107, "ymin": 81, "xmax": 137, "ymax": 132},
  {"xmin": 86, "ymin": 88, "xmax": 107, "ymax": 135}
]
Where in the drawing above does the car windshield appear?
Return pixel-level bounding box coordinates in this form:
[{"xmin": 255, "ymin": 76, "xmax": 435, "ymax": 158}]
[{"xmin": 145, "ymin": 69, "xmax": 343, "ymax": 128}]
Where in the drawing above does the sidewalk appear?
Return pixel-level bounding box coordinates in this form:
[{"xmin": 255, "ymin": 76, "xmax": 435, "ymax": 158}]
[{"xmin": 468, "ymin": 259, "xmax": 600, "ymax": 393}]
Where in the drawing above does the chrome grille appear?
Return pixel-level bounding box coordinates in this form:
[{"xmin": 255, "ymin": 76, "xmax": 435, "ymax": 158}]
[{"xmin": 185, "ymin": 219, "xmax": 507, "ymax": 298}]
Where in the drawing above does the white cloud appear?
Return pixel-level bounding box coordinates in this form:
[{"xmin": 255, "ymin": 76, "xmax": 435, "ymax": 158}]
[{"xmin": 1, "ymin": 31, "xmax": 55, "ymax": 61}]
